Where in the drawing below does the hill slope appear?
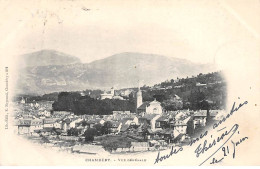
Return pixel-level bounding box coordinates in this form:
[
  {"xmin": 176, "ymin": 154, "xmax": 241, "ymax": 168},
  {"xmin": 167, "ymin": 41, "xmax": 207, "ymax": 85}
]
[
  {"xmin": 16, "ymin": 51, "xmax": 216, "ymax": 95},
  {"xmin": 20, "ymin": 49, "xmax": 81, "ymax": 67}
]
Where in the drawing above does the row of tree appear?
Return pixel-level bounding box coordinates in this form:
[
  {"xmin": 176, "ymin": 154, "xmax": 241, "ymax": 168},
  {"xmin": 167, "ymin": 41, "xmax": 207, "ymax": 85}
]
[
  {"xmin": 52, "ymin": 93, "xmax": 136, "ymax": 115},
  {"xmin": 142, "ymin": 71, "xmax": 226, "ymax": 110},
  {"xmin": 67, "ymin": 121, "xmax": 114, "ymax": 141},
  {"xmin": 23, "ymin": 71, "xmax": 226, "ymax": 113}
]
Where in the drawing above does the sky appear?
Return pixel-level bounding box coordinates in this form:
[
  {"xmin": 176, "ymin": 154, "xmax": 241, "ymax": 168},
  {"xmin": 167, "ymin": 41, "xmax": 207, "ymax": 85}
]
[{"xmin": 0, "ymin": 0, "xmax": 259, "ymax": 66}]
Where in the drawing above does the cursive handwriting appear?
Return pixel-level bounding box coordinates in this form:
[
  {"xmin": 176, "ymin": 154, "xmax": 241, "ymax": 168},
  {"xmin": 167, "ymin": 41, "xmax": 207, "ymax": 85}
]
[
  {"xmin": 231, "ymin": 136, "xmax": 249, "ymax": 159},
  {"xmin": 189, "ymin": 130, "xmax": 208, "ymax": 146},
  {"xmin": 213, "ymin": 101, "xmax": 248, "ymax": 129},
  {"xmin": 198, "ymin": 124, "xmax": 239, "ymax": 166},
  {"xmin": 153, "ymin": 100, "xmax": 248, "ymax": 165},
  {"xmin": 154, "ymin": 146, "xmax": 183, "ymax": 164},
  {"xmin": 210, "ymin": 157, "xmax": 224, "ymax": 164}
]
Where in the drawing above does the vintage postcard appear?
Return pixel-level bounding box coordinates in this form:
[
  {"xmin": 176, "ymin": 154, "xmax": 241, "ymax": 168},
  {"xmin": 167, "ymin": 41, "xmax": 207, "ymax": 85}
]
[{"xmin": 0, "ymin": 0, "xmax": 259, "ymax": 166}]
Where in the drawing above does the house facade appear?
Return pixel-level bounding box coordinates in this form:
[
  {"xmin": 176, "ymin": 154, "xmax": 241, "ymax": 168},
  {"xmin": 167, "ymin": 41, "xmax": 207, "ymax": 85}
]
[
  {"xmin": 137, "ymin": 99, "xmax": 163, "ymax": 115},
  {"xmin": 18, "ymin": 119, "xmax": 31, "ymax": 135}
]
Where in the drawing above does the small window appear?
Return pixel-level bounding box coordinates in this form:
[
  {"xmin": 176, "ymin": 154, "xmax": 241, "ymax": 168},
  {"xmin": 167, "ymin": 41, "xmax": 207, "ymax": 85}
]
[{"xmin": 153, "ymin": 108, "xmax": 158, "ymax": 114}]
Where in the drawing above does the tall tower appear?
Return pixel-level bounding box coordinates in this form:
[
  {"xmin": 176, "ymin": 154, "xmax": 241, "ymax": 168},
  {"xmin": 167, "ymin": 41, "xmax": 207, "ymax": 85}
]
[
  {"xmin": 111, "ymin": 87, "xmax": 115, "ymax": 96},
  {"xmin": 136, "ymin": 86, "xmax": 143, "ymax": 109},
  {"xmin": 20, "ymin": 97, "xmax": 25, "ymax": 104}
]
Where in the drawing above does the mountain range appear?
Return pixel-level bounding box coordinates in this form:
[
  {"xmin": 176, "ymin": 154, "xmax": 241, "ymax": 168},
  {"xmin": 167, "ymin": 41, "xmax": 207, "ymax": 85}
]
[
  {"xmin": 20, "ymin": 50, "xmax": 81, "ymax": 67},
  {"xmin": 16, "ymin": 50, "xmax": 216, "ymax": 95}
]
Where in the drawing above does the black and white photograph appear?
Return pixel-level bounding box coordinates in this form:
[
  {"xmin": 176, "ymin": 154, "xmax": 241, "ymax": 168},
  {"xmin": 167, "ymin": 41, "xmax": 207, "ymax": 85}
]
[{"xmin": 0, "ymin": 0, "xmax": 259, "ymax": 166}]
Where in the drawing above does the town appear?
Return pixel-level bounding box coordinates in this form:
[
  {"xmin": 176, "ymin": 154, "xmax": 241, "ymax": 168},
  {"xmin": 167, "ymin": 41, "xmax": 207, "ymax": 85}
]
[{"xmin": 13, "ymin": 71, "xmax": 226, "ymax": 155}]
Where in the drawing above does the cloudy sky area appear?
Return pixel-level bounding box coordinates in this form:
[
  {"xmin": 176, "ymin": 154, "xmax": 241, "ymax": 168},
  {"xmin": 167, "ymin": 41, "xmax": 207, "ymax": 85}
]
[{"xmin": 0, "ymin": 0, "xmax": 259, "ymax": 66}]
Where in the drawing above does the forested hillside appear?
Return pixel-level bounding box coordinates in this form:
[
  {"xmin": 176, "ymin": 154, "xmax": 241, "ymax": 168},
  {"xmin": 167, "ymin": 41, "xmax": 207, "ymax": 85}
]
[{"xmin": 50, "ymin": 71, "xmax": 226, "ymax": 115}]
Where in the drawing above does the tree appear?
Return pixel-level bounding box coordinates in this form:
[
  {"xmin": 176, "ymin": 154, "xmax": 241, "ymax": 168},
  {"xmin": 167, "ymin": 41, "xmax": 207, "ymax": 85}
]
[
  {"xmin": 93, "ymin": 123, "xmax": 102, "ymax": 136},
  {"xmin": 141, "ymin": 124, "xmax": 149, "ymax": 141},
  {"xmin": 102, "ymin": 121, "xmax": 112, "ymax": 134},
  {"xmin": 153, "ymin": 95, "xmax": 165, "ymax": 102},
  {"xmin": 52, "ymin": 92, "xmax": 81, "ymax": 112},
  {"xmin": 101, "ymin": 137, "xmax": 131, "ymax": 152},
  {"xmin": 103, "ymin": 141, "xmax": 119, "ymax": 152},
  {"xmin": 67, "ymin": 128, "xmax": 80, "ymax": 136},
  {"xmin": 53, "ymin": 93, "xmax": 136, "ymax": 115},
  {"xmin": 81, "ymin": 120, "xmax": 87, "ymax": 127},
  {"xmin": 51, "ymin": 127, "xmax": 61, "ymax": 135},
  {"xmin": 84, "ymin": 128, "xmax": 97, "ymax": 142},
  {"xmin": 162, "ymin": 95, "xmax": 183, "ymax": 111}
]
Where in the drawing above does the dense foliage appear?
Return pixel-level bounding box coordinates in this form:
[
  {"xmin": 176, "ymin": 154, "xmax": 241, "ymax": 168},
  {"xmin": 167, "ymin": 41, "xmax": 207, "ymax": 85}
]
[
  {"xmin": 143, "ymin": 71, "xmax": 227, "ymax": 110},
  {"xmin": 95, "ymin": 135, "xmax": 132, "ymax": 152},
  {"xmin": 21, "ymin": 71, "xmax": 226, "ymax": 114},
  {"xmin": 52, "ymin": 93, "xmax": 136, "ymax": 115},
  {"xmin": 84, "ymin": 128, "xmax": 97, "ymax": 142}
]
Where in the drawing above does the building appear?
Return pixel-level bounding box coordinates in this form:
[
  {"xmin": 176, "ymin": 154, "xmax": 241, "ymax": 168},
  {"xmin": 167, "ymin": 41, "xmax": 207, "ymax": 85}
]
[
  {"xmin": 100, "ymin": 87, "xmax": 115, "ymax": 100},
  {"xmin": 155, "ymin": 116, "xmax": 169, "ymax": 129},
  {"xmin": 43, "ymin": 118, "xmax": 56, "ymax": 128},
  {"xmin": 173, "ymin": 116, "xmax": 194, "ymax": 136},
  {"xmin": 20, "ymin": 97, "xmax": 26, "ymax": 104},
  {"xmin": 137, "ymin": 99, "xmax": 163, "ymax": 115},
  {"xmin": 30, "ymin": 119, "xmax": 44, "ymax": 132},
  {"xmin": 52, "ymin": 111, "xmax": 71, "ymax": 117},
  {"xmin": 138, "ymin": 114, "xmax": 160, "ymax": 130},
  {"xmin": 137, "ymin": 102, "xmax": 149, "ymax": 115},
  {"xmin": 69, "ymin": 118, "xmax": 83, "ymax": 128},
  {"xmin": 120, "ymin": 89, "xmax": 133, "ymax": 97},
  {"xmin": 153, "ymin": 128, "xmax": 173, "ymax": 142},
  {"xmin": 136, "ymin": 86, "xmax": 143, "ymax": 109},
  {"xmin": 193, "ymin": 110, "xmax": 207, "ymax": 128},
  {"xmin": 61, "ymin": 119, "xmax": 71, "ymax": 131},
  {"xmin": 109, "ymin": 121, "xmax": 121, "ymax": 133},
  {"xmin": 38, "ymin": 110, "xmax": 51, "ymax": 117},
  {"xmin": 135, "ymin": 82, "xmax": 163, "ymax": 115},
  {"xmin": 173, "ymin": 110, "xmax": 191, "ymax": 121},
  {"xmin": 18, "ymin": 119, "xmax": 31, "ymax": 135},
  {"xmin": 54, "ymin": 121, "xmax": 62, "ymax": 129},
  {"xmin": 112, "ymin": 95, "xmax": 124, "ymax": 100},
  {"xmin": 100, "ymin": 87, "xmax": 124, "ymax": 100},
  {"xmin": 209, "ymin": 109, "xmax": 225, "ymax": 120},
  {"xmin": 146, "ymin": 99, "xmax": 163, "ymax": 115},
  {"xmin": 196, "ymin": 82, "xmax": 207, "ymax": 87},
  {"xmin": 85, "ymin": 119, "xmax": 103, "ymax": 128}
]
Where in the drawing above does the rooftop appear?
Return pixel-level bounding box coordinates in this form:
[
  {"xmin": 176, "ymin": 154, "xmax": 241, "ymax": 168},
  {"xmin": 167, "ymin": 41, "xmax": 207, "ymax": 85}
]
[
  {"xmin": 137, "ymin": 102, "xmax": 150, "ymax": 110},
  {"xmin": 194, "ymin": 110, "xmax": 207, "ymax": 117},
  {"xmin": 156, "ymin": 116, "xmax": 168, "ymax": 122},
  {"xmin": 139, "ymin": 114, "xmax": 158, "ymax": 121}
]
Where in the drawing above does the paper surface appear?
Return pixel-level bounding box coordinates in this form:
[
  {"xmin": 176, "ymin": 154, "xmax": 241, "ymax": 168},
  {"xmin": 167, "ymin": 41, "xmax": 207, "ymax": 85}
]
[{"xmin": 0, "ymin": 0, "xmax": 259, "ymax": 166}]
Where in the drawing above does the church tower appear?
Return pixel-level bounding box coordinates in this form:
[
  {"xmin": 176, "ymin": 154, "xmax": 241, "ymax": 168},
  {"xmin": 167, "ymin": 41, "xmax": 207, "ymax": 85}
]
[
  {"xmin": 111, "ymin": 87, "xmax": 115, "ymax": 96},
  {"xmin": 136, "ymin": 86, "xmax": 143, "ymax": 109}
]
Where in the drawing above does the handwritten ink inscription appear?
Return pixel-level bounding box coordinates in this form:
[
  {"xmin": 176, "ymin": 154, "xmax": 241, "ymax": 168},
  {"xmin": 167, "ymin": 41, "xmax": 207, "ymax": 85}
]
[
  {"xmin": 198, "ymin": 124, "xmax": 239, "ymax": 166},
  {"xmin": 231, "ymin": 136, "xmax": 249, "ymax": 159},
  {"xmin": 154, "ymin": 100, "xmax": 249, "ymax": 165},
  {"xmin": 195, "ymin": 124, "xmax": 238, "ymax": 159},
  {"xmin": 154, "ymin": 146, "xmax": 183, "ymax": 164}
]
